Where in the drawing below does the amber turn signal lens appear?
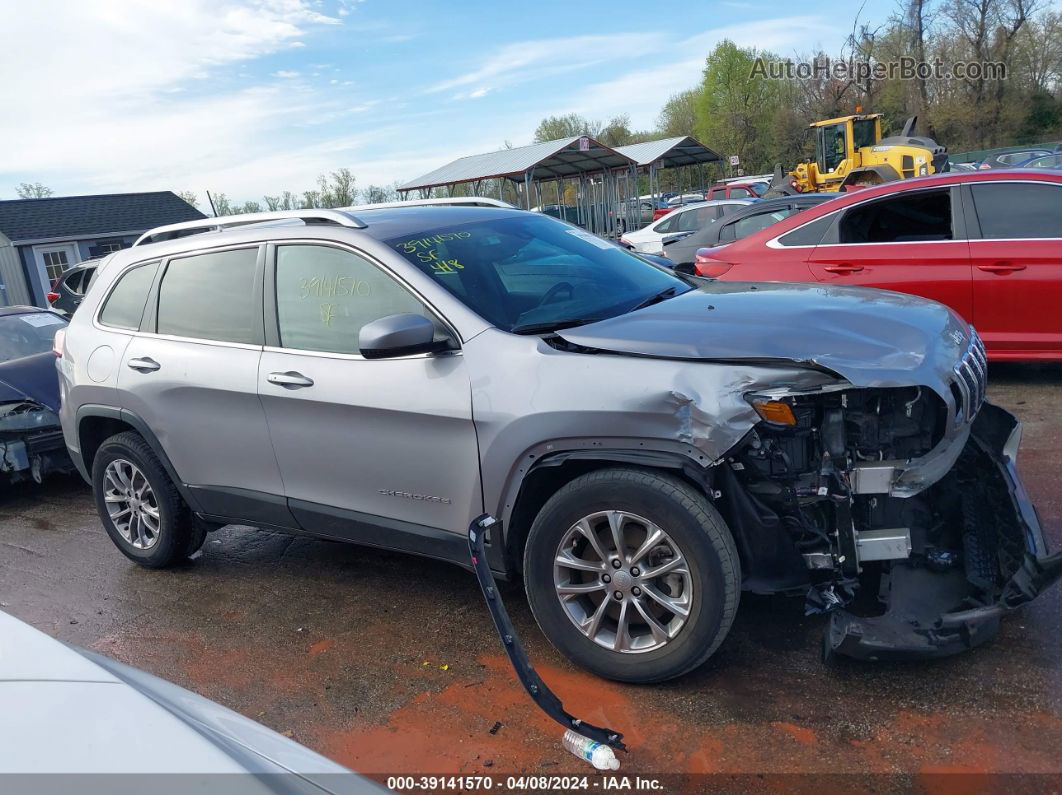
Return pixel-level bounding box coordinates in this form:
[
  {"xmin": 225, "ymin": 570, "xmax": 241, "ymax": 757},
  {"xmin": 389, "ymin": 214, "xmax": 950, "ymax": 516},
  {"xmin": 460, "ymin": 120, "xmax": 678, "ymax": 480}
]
[{"xmin": 751, "ymin": 400, "xmax": 797, "ymax": 426}]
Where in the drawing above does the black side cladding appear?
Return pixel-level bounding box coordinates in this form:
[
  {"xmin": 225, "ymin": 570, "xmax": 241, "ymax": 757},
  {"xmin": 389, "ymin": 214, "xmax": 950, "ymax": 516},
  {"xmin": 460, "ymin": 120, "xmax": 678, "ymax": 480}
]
[{"xmin": 468, "ymin": 515, "xmax": 626, "ymax": 752}]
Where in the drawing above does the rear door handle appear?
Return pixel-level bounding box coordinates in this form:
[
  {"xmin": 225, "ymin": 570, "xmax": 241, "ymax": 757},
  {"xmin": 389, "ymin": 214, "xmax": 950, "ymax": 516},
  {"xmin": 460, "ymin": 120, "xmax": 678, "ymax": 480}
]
[
  {"xmin": 977, "ymin": 261, "xmax": 1026, "ymax": 274},
  {"xmin": 267, "ymin": 371, "xmax": 314, "ymax": 389},
  {"xmin": 823, "ymin": 264, "xmax": 864, "ymax": 274},
  {"xmin": 127, "ymin": 357, "xmax": 160, "ymax": 373}
]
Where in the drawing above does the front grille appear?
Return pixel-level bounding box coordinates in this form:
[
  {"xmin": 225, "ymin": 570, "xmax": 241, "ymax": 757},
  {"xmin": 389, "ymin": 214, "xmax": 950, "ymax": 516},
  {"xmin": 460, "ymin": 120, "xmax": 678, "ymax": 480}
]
[{"xmin": 952, "ymin": 331, "xmax": 987, "ymax": 423}]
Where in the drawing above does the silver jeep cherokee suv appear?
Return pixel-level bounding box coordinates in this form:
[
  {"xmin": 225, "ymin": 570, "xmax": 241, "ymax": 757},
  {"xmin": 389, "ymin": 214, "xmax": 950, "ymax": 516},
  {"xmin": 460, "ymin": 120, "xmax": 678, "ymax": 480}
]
[{"xmin": 58, "ymin": 206, "xmax": 1061, "ymax": 682}]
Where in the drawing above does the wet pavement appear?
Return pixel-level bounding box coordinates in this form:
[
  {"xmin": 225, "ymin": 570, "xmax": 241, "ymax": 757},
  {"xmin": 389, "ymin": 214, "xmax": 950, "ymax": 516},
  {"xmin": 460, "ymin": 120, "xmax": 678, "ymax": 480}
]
[{"xmin": 2, "ymin": 363, "xmax": 1062, "ymax": 782}]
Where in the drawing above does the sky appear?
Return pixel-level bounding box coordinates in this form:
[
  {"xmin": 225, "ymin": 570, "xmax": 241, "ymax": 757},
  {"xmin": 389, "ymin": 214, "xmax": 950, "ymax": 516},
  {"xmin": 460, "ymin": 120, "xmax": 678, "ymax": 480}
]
[{"xmin": 0, "ymin": 0, "xmax": 879, "ymax": 205}]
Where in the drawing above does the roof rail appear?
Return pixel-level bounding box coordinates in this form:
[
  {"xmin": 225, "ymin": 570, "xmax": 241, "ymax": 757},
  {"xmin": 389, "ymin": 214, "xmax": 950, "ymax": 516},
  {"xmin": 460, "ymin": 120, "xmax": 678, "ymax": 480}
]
[
  {"xmin": 340, "ymin": 196, "xmax": 518, "ymax": 211},
  {"xmin": 133, "ymin": 209, "xmax": 367, "ymax": 247}
]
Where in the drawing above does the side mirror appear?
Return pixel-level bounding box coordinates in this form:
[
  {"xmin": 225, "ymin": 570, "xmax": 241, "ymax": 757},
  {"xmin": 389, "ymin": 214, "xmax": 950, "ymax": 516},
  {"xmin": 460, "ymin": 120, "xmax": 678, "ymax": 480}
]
[{"xmin": 359, "ymin": 313, "xmax": 445, "ymax": 359}]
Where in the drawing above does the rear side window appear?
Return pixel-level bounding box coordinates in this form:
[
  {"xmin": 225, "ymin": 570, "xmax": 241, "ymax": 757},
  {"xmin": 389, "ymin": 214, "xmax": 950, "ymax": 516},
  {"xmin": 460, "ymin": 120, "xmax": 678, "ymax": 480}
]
[
  {"xmin": 63, "ymin": 270, "xmax": 85, "ymax": 293},
  {"xmin": 99, "ymin": 262, "xmax": 159, "ymax": 330},
  {"xmin": 156, "ymin": 248, "xmax": 258, "ymax": 344},
  {"xmin": 839, "ymin": 189, "xmax": 952, "ymax": 243},
  {"xmin": 729, "ymin": 187, "xmax": 752, "ymax": 198},
  {"xmin": 677, "ymin": 206, "xmax": 716, "ymax": 232},
  {"xmin": 777, "ymin": 214, "xmax": 834, "ymax": 247},
  {"xmin": 730, "ymin": 208, "xmax": 799, "ymax": 241},
  {"xmin": 970, "ymin": 183, "xmax": 1062, "ymax": 239}
]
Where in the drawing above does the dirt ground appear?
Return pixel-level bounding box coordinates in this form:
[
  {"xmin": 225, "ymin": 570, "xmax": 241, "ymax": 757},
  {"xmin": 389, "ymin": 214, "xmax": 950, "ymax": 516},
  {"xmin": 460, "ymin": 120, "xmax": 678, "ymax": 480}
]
[{"xmin": 3, "ymin": 363, "xmax": 1061, "ymax": 786}]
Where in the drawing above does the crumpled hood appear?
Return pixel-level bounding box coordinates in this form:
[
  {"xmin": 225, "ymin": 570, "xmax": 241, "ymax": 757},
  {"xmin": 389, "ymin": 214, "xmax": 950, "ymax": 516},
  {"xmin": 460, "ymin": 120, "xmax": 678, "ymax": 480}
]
[
  {"xmin": 559, "ymin": 281, "xmax": 970, "ymax": 394},
  {"xmin": 0, "ymin": 352, "xmax": 61, "ymax": 412}
]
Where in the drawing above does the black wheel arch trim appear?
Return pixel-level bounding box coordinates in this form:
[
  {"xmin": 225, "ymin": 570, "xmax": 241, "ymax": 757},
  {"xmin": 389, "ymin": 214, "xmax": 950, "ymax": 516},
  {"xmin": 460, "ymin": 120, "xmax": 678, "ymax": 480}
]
[
  {"xmin": 494, "ymin": 438, "xmax": 715, "ymax": 575},
  {"xmin": 74, "ymin": 404, "xmax": 203, "ymax": 513}
]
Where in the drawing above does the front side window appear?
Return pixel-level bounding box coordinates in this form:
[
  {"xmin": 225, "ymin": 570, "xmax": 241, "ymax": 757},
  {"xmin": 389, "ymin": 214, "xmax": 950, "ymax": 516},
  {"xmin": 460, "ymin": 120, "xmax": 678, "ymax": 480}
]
[
  {"xmin": 387, "ymin": 215, "xmax": 688, "ymax": 334},
  {"xmin": 99, "ymin": 262, "xmax": 159, "ymax": 330},
  {"xmin": 839, "ymin": 189, "xmax": 952, "ymax": 244},
  {"xmin": 156, "ymin": 248, "xmax": 258, "ymax": 343},
  {"xmin": 654, "ymin": 213, "xmax": 680, "ymax": 234},
  {"xmin": 275, "ymin": 245, "xmax": 433, "ymax": 354},
  {"xmin": 971, "ymin": 183, "xmax": 1062, "ymax": 239},
  {"xmin": 818, "ymin": 122, "xmax": 847, "ymax": 172}
]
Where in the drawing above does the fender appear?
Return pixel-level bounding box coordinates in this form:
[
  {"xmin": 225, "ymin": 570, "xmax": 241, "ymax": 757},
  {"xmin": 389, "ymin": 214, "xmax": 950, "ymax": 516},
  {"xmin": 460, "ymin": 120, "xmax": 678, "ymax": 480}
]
[
  {"xmin": 74, "ymin": 404, "xmax": 204, "ymax": 513},
  {"xmin": 493, "ymin": 437, "xmax": 714, "ymax": 573},
  {"xmin": 840, "ymin": 164, "xmax": 901, "ymax": 188}
]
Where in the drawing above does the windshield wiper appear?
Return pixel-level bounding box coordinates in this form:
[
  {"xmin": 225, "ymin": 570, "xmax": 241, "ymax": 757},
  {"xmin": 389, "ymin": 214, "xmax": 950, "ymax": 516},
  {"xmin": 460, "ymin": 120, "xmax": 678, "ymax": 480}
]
[
  {"xmin": 510, "ymin": 317, "xmax": 605, "ymax": 335},
  {"xmin": 628, "ymin": 285, "xmax": 687, "ymax": 313}
]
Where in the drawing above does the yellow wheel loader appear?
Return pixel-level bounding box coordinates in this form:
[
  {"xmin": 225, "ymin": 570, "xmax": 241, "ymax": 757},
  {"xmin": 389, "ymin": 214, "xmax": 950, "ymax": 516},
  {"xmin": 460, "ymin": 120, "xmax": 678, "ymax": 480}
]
[{"xmin": 766, "ymin": 114, "xmax": 948, "ymax": 196}]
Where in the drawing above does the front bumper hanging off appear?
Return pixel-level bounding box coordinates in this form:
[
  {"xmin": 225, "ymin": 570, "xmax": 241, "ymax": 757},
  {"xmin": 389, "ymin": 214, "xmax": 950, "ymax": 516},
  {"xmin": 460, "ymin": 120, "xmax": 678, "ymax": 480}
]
[
  {"xmin": 468, "ymin": 515, "xmax": 627, "ymax": 751},
  {"xmin": 828, "ymin": 403, "xmax": 1062, "ymax": 661}
]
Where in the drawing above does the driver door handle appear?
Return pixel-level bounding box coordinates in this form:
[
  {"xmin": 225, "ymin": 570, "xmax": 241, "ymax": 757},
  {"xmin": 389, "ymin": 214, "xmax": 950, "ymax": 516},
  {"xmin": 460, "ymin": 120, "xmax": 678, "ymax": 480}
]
[
  {"xmin": 127, "ymin": 357, "xmax": 160, "ymax": 373},
  {"xmin": 267, "ymin": 371, "xmax": 314, "ymax": 389},
  {"xmin": 823, "ymin": 264, "xmax": 864, "ymax": 274}
]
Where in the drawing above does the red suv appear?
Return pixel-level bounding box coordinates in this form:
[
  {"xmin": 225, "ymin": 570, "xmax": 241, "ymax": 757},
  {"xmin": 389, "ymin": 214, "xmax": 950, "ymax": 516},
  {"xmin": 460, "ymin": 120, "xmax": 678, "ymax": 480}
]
[{"xmin": 694, "ymin": 170, "xmax": 1062, "ymax": 361}]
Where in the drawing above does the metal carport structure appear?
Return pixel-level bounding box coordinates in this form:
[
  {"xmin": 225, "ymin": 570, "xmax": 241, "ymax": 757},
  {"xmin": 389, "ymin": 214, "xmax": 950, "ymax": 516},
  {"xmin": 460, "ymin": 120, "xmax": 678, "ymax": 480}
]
[
  {"xmin": 397, "ymin": 136, "xmax": 641, "ymax": 238},
  {"xmin": 613, "ymin": 136, "xmax": 723, "ymax": 201}
]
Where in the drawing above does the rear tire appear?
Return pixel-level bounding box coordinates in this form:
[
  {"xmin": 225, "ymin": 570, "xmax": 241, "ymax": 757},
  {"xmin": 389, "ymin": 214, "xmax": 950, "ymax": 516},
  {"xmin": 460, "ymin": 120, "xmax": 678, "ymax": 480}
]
[
  {"xmin": 91, "ymin": 431, "xmax": 198, "ymax": 568},
  {"xmin": 523, "ymin": 467, "xmax": 740, "ymax": 683}
]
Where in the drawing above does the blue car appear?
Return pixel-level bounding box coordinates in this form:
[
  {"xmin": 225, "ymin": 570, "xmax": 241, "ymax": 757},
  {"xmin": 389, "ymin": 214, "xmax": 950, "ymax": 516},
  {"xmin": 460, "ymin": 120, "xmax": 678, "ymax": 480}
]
[{"xmin": 0, "ymin": 306, "xmax": 72, "ymax": 484}]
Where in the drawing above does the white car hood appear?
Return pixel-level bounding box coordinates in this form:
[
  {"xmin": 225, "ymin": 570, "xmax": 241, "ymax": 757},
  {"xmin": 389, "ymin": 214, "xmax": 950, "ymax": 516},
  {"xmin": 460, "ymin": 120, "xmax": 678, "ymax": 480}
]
[{"xmin": 0, "ymin": 612, "xmax": 372, "ymax": 790}]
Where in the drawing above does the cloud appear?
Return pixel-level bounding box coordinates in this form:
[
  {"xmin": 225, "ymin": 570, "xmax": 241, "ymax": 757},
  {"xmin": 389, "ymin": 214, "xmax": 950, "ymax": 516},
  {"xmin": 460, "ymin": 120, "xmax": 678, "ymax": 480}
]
[
  {"xmin": 427, "ymin": 33, "xmax": 666, "ymax": 94},
  {"xmin": 272, "ymin": 69, "xmax": 301, "ymax": 78},
  {"xmin": 0, "ymin": 0, "xmax": 343, "ymax": 196},
  {"xmin": 564, "ymin": 17, "xmax": 829, "ymax": 128}
]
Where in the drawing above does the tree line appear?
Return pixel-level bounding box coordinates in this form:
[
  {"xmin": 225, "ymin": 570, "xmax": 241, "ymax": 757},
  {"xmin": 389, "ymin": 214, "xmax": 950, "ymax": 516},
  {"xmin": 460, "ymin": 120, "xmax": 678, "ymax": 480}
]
[
  {"xmin": 177, "ymin": 169, "xmax": 403, "ymax": 216},
  {"xmin": 533, "ymin": 0, "xmax": 1060, "ymax": 175}
]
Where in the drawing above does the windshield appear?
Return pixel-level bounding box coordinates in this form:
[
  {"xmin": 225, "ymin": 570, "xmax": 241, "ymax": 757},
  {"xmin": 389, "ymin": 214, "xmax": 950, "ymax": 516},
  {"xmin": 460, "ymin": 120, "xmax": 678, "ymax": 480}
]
[
  {"xmin": 0, "ymin": 312, "xmax": 67, "ymax": 363},
  {"xmin": 387, "ymin": 214, "xmax": 690, "ymax": 333}
]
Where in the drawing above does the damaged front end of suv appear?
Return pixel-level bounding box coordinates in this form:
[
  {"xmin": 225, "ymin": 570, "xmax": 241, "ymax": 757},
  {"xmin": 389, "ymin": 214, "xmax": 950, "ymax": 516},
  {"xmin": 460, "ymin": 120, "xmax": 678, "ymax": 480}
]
[
  {"xmin": 558, "ymin": 282, "xmax": 1062, "ymax": 662},
  {"xmin": 728, "ymin": 358, "xmax": 1060, "ymax": 660}
]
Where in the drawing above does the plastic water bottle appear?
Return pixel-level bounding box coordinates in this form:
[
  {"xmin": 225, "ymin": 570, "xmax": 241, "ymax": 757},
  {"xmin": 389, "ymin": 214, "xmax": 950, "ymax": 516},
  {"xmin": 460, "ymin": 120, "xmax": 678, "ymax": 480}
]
[{"xmin": 561, "ymin": 729, "xmax": 620, "ymax": 770}]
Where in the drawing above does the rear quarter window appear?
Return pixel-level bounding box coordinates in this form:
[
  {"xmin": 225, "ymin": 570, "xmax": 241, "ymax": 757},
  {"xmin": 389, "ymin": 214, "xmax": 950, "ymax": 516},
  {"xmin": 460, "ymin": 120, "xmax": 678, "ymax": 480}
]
[{"xmin": 99, "ymin": 262, "xmax": 160, "ymax": 330}]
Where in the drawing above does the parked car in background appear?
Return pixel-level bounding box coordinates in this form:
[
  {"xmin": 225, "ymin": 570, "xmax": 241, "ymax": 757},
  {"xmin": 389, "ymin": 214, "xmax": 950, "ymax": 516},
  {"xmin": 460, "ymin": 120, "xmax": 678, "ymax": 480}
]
[
  {"xmin": 619, "ymin": 199, "xmax": 755, "ymax": 253},
  {"xmin": 0, "ymin": 307, "xmax": 72, "ymax": 484},
  {"xmin": 693, "ymin": 170, "xmax": 1062, "ymax": 360},
  {"xmin": 949, "ymin": 162, "xmax": 978, "ymax": 172},
  {"xmin": 0, "ymin": 611, "xmax": 374, "ymax": 790},
  {"xmin": 47, "ymin": 259, "xmax": 99, "ymax": 317},
  {"xmin": 977, "ymin": 149, "xmax": 1052, "ymax": 169},
  {"xmin": 616, "ymin": 197, "xmax": 669, "ymax": 232},
  {"xmin": 58, "ymin": 205, "xmax": 1061, "ymax": 678},
  {"xmin": 705, "ymin": 181, "xmax": 768, "ymax": 200},
  {"xmin": 665, "ymin": 192, "xmax": 709, "ymax": 207},
  {"xmin": 662, "ymin": 194, "xmax": 836, "ymax": 270},
  {"xmin": 1016, "ymin": 153, "xmax": 1062, "ymax": 170}
]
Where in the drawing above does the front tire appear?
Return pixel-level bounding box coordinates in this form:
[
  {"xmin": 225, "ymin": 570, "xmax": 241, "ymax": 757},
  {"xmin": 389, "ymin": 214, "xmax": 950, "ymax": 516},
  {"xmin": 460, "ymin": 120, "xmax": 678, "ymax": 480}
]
[
  {"xmin": 523, "ymin": 468, "xmax": 740, "ymax": 683},
  {"xmin": 91, "ymin": 431, "xmax": 200, "ymax": 568}
]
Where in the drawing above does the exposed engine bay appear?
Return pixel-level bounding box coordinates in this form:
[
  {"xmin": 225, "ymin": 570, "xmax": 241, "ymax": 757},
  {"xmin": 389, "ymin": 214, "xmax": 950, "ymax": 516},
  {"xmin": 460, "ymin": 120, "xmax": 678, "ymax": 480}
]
[
  {"xmin": 716, "ymin": 386, "xmax": 1062, "ymax": 660},
  {"xmin": 0, "ymin": 400, "xmax": 72, "ymax": 484}
]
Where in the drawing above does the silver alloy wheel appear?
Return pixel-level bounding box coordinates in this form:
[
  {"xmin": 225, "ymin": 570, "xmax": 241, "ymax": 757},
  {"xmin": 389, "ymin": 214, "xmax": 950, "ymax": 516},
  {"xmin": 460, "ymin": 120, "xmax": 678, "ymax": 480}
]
[
  {"xmin": 102, "ymin": 458, "xmax": 161, "ymax": 550},
  {"xmin": 553, "ymin": 510, "xmax": 694, "ymax": 654}
]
